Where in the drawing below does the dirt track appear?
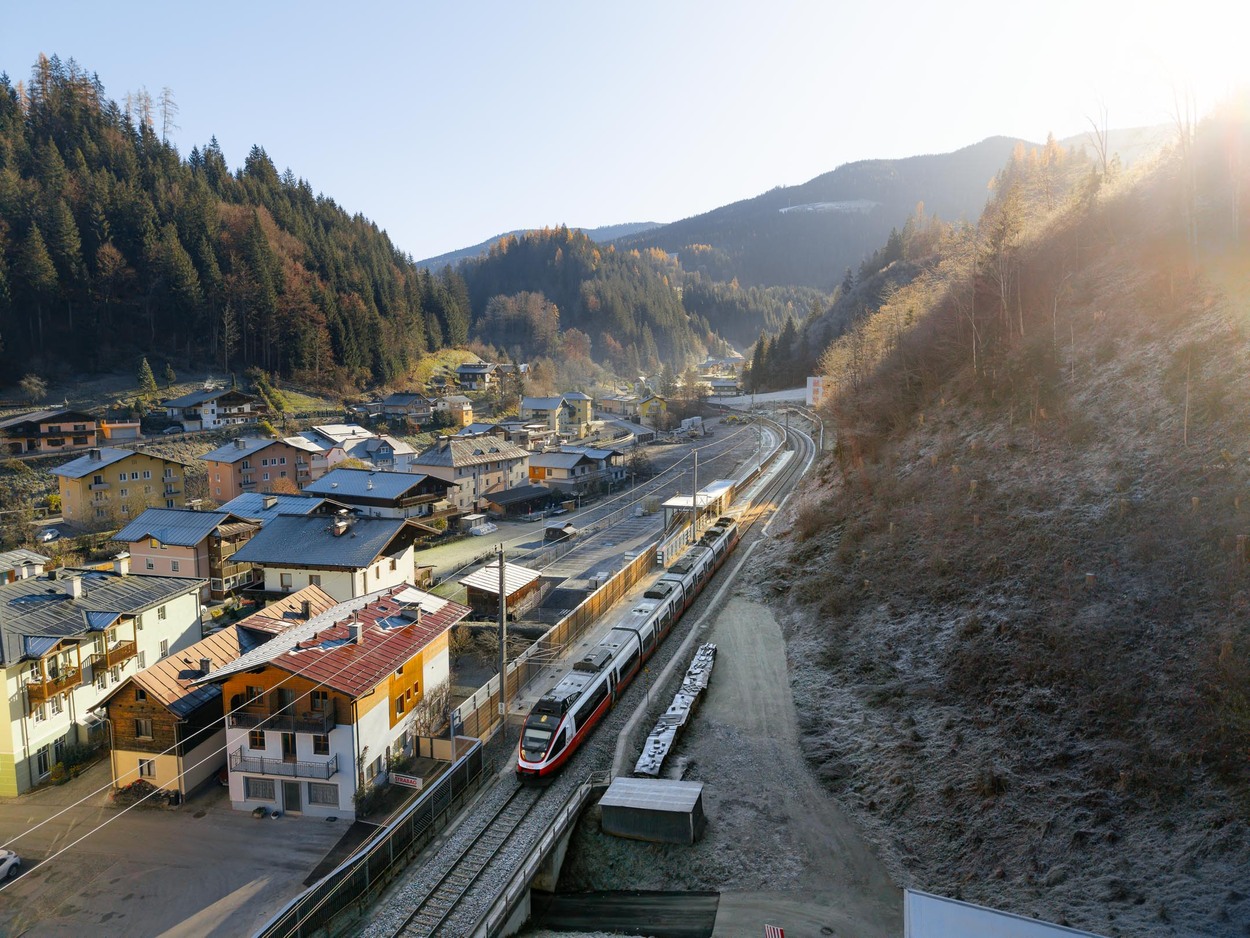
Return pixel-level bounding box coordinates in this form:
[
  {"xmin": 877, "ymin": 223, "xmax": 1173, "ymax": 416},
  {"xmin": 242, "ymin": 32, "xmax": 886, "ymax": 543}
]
[{"xmin": 526, "ymin": 577, "xmax": 901, "ymax": 937}]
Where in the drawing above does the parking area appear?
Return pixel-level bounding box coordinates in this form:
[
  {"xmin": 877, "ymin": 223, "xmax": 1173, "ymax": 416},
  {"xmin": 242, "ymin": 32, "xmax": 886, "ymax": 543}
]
[{"xmin": 0, "ymin": 758, "xmax": 345, "ymax": 937}]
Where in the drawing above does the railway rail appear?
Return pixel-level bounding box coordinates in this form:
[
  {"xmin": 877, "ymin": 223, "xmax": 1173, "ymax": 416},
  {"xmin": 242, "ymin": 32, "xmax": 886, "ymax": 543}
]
[{"xmin": 386, "ymin": 785, "xmax": 544, "ymax": 937}]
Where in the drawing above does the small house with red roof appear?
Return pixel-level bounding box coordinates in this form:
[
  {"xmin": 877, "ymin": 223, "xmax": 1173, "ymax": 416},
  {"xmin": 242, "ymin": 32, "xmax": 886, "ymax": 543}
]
[{"xmin": 197, "ymin": 584, "xmax": 469, "ymax": 819}]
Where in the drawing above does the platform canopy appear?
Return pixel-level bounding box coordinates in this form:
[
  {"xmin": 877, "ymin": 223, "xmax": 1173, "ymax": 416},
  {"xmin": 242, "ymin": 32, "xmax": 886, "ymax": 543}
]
[{"xmin": 904, "ymin": 890, "xmax": 1107, "ymax": 938}]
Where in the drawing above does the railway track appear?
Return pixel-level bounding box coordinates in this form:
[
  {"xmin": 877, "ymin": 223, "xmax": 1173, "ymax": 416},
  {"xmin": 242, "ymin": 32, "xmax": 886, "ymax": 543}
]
[{"xmin": 386, "ymin": 783, "xmax": 543, "ymax": 937}]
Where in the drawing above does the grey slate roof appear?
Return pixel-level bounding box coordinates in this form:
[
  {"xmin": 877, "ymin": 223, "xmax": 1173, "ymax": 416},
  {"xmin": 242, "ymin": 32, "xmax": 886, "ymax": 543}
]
[
  {"xmin": 413, "ymin": 437, "xmax": 531, "ymax": 469},
  {"xmin": 162, "ymin": 387, "xmax": 238, "ymax": 408},
  {"xmin": 112, "ymin": 508, "xmax": 253, "ymax": 547},
  {"xmin": 200, "ymin": 437, "xmax": 283, "ymax": 464},
  {"xmin": 230, "ymin": 515, "xmax": 411, "ymax": 569},
  {"xmin": 303, "ymin": 468, "xmax": 435, "ymax": 501},
  {"xmin": 530, "ymin": 452, "xmax": 594, "ymax": 470},
  {"xmin": 456, "ymin": 423, "xmax": 502, "ymax": 436},
  {"xmin": 561, "ymin": 445, "xmax": 623, "ymax": 460},
  {"xmin": 217, "ymin": 493, "xmax": 332, "ymax": 524},
  {"xmin": 0, "ymin": 571, "xmax": 203, "ymax": 665},
  {"xmin": 456, "ymin": 362, "xmax": 495, "ymax": 373},
  {"xmin": 51, "ymin": 447, "xmax": 186, "ymax": 480}
]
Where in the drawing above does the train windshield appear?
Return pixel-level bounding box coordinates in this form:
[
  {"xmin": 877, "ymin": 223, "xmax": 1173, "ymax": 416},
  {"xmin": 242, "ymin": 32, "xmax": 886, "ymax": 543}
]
[{"xmin": 521, "ymin": 725, "xmax": 553, "ymax": 757}]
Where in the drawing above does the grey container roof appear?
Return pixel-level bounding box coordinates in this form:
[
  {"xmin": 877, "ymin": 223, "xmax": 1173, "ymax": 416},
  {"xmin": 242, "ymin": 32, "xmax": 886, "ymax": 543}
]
[{"xmin": 599, "ymin": 777, "xmax": 704, "ymax": 813}]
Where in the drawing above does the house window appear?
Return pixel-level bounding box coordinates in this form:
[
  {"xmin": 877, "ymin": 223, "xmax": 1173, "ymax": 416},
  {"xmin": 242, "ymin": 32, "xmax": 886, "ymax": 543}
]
[
  {"xmin": 245, "ymin": 685, "xmax": 263, "ymax": 702},
  {"xmin": 280, "ymin": 471, "xmax": 287, "ymax": 478},
  {"xmin": 159, "ymin": 640, "xmax": 169, "ymax": 658},
  {"xmin": 280, "ymin": 573, "xmax": 293, "ymax": 589},
  {"xmin": 311, "ymin": 690, "xmax": 328, "ymax": 711},
  {"xmin": 245, "ymin": 777, "xmax": 275, "ymax": 801},
  {"xmin": 307, "ymin": 782, "xmax": 337, "ymax": 806},
  {"xmin": 248, "ymin": 730, "xmax": 265, "ymax": 750},
  {"xmin": 144, "ymin": 485, "xmax": 152, "ymax": 495},
  {"xmin": 170, "ymin": 560, "xmax": 180, "ymax": 573},
  {"xmin": 143, "ymin": 470, "xmax": 152, "ymax": 479},
  {"xmin": 135, "ymin": 718, "xmax": 153, "ymax": 739},
  {"xmin": 145, "ymin": 559, "xmax": 155, "ymax": 571},
  {"xmin": 119, "ymin": 473, "xmax": 126, "ymax": 482},
  {"xmin": 130, "ymin": 471, "xmax": 139, "ymax": 480},
  {"xmin": 312, "ymin": 734, "xmax": 330, "ymax": 755},
  {"xmin": 166, "ymin": 499, "xmax": 175, "ymax": 509},
  {"xmin": 36, "ymin": 745, "xmax": 50, "ymax": 778},
  {"xmin": 390, "ymin": 557, "xmax": 397, "ymax": 572},
  {"xmin": 50, "ymin": 695, "xmax": 62, "ymax": 715},
  {"xmin": 93, "ymin": 474, "xmax": 103, "ymax": 485},
  {"xmin": 135, "ymin": 688, "xmax": 147, "ymax": 701},
  {"xmin": 96, "ymin": 672, "xmax": 106, "ymax": 690},
  {"xmin": 241, "ymin": 460, "xmax": 251, "ymax": 469},
  {"xmin": 138, "ymin": 651, "xmax": 146, "ymax": 668},
  {"xmin": 32, "ymin": 703, "xmax": 46, "ymax": 722},
  {"xmin": 120, "ymin": 488, "xmax": 129, "ymax": 498},
  {"xmin": 165, "ymin": 468, "xmax": 174, "ymax": 479},
  {"xmin": 395, "ymin": 697, "xmax": 405, "ymax": 716},
  {"xmin": 139, "ymin": 759, "xmax": 155, "ymax": 778},
  {"xmin": 263, "ymin": 472, "xmax": 270, "ymax": 481},
  {"xmin": 110, "ymin": 666, "xmax": 120, "ymax": 683},
  {"xmin": 309, "ymin": 574, "xmax": 321, "ymax": 587},
  {"xmin": 158, "ymin": 605, "xmax": 167, "ymax": 620},
  {"xmin": 214, "ymin": 474, "xmax": 220, "ymax": 483},
  {"xmin": 279, "ymin": 457, "xmax": 287, "ymax": 465}
]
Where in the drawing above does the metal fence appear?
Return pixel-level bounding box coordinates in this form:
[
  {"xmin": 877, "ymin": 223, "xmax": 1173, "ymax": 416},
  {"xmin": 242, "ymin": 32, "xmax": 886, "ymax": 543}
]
[{"xmin": 255, "ymin": 740, "xmax": 487, "ymax": 938}]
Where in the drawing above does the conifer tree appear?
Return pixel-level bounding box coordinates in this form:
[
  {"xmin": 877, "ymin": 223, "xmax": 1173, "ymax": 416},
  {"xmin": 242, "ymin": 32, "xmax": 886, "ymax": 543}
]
[{"xmin": 138, "ymin": 357, "xmax": 158, "ymax": 397}]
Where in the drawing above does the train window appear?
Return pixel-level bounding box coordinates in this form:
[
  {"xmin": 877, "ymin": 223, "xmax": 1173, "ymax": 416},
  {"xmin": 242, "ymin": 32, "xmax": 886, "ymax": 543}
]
[
  {"xmin": 619, "ymin": 646, "xmax": 640, "ymax": 677},
  {"xmin": 548, "ymin": 728, "xmax": 568, "ymax": 757},
  {"xmin": 522, "ymin": 724, "xmax": 554, "ymax": 757},
  {"xmin": 572, "ymin": 680, "xmax": 610, "ymax": 727}
]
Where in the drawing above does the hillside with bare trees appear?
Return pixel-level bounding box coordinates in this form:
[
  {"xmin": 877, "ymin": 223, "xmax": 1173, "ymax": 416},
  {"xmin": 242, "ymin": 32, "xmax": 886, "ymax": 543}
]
[{"xmin": 775, "ymin": 95, "xmax": 1250, "ymax": 936}]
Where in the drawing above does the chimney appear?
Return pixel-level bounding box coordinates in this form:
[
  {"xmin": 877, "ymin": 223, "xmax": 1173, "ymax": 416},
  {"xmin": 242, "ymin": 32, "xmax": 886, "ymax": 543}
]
[
  {"xmin": 199, "ymin": 657, "xmax": 212, "ymax": 674},
  {"xmin": 66, "ymin": 575, "xmax": 84, "ymax": 599},
  {"xmin": 348, "ymin": 617, "xmax": 362, "ymax": 644},
  {"xmin": 234, "ymin": 438, "xmax": 247, "ymax": 450},
  {"xmin": 88, "ymin": 448, "xmax": 102, "ymax": 461},
  {"xmin": 333, "ymin": 519, "xmax": 349, "ymax": 537},
  {"xmin": 262, "ymin": 494, "xmax": 278, "ymax": 510},
  {"xmin": 301, "ymin": 599, "xmax": 312, "ymax": 618},
  {"xmin": 113, "ymin": 553, "xmax": 130, "ymax": 576}
]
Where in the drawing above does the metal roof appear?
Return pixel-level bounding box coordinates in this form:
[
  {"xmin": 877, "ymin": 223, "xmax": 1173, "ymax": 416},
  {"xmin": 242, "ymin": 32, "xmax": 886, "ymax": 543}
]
[
  {"xmin": 195, "ymin": 585, "xmax": 469, "ymax": 698},
  {"xmin": 230, "ymin": 515, "xmax": 414, "ymax": 569},
  {"xmin": 562, "ymin": 392, "xmax": 592, "ymax": 400},
  {"xmin": 599, "ymin": 777, "xmax": 704, "ymax": 813},
  {"xmin": 459, "ymin": 561, "xmax": 541, "ymax": 596},
  {"xmin": 50, "ymin": 447, "xmax": 186, "ymax": 479},
  {"xmin": 0, "ymin": 572, "xmax": 204, "ymax": 664},
  {"xmin": 281, "ymin": 435, "xmax": 324, "ymax": 454},
  {"xmin": 456, "ymin": 362, "xmax": 495, "ymax": 373},
  {"xmin": 381, "ymin": 393, "xmax": 430, "ymax": 406},
  {"xmin": 200, "ymin": 436, "xmax": 284, "ymax": 464},
  {"xmin": 904, "ymin": 890, "xmax": 1107, "ymax": 937},
  {"xmin": 232, "ymin": 585, "xmax": 341, "ymax": 635},
  {"xmin": 560, "ymin": 444, "xmax": 623, "ymax": 460},
  {"xmin": 484, "ymin": 484, "xmax": 553, "ymax": 507},
  {"xmin": 412, "ymin": 437, "xmax": 531, "ymax": 469},
  {"xmin": 529, "ymin": 452, "xmax": 594, "ymax": 470},
  {"xmin": 162, "ymin": 387, "xmax": 249, "ymax": 408},
  {"xmin": 522, "ymin": 396, "xmax": 567, "ymax": 411},
  {"xmin": 0, "ymin": 408, "xmax": 96, "ymax": 431},
  {"xmin": 0, "ymin": 549, "xmax": 50, "ymax": 572},
  {"xmin": 304, "ymin": 468, "xmax": 435, "ymax": 501},
  {"xmin": 112, "ymin": 508, "xmax": 255, "ymax": 547},
  {"xmin": 217, "ymin": 493, "xmax": 331, "ymax": 524}
]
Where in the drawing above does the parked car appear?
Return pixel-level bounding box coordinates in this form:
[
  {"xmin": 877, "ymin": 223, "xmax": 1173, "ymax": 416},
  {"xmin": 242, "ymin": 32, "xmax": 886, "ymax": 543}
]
[
  {"xmin": 0, "ymin": 848, "xmax": 21, "ymax": 879},
  {"xmin": 547, "ymin": 506, "xmax": 569, "ymax": 516},
  {"xmin": 162, "ymin": 424, "xmax": 184, "ymax": 435},
  {"xmin": 469, "ymin": 522, "xmax": 498, "ymax": 536},
  {"xmin": 38, "ymin": 528, "xmax": 60, "ymax": 543}
]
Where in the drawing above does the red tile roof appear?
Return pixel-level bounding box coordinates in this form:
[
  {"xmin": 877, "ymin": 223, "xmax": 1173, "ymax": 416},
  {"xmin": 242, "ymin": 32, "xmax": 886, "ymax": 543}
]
[{"xmin": 266, "ymin": 586, "xmax": 469, "ymax": 697}]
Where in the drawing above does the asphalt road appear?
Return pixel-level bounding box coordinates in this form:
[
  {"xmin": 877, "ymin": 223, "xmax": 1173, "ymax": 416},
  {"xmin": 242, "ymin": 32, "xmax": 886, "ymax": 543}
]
[{"xmin": 0, "ymin": 759, "xmax": 343, "ymax": 937}]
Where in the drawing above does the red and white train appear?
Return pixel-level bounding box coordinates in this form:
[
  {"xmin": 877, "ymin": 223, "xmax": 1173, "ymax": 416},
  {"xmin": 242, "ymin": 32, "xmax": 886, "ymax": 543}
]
[{"xmin": 517, "ymin": 516, "xmax": 741, "ymax": 781}]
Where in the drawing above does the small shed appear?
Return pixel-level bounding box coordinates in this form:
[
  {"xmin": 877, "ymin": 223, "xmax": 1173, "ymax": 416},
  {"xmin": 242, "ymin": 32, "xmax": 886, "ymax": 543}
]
[
  {"xmin": 459, "ymin": 560, "xmax": 543, "ymax": 618},
  {"xmin": 544, "ymin": 522, "xmax": 578, "ymax": 543},
  {"xmin": 599, "ymin": 777, "xmax": 706, "ymax": 845}
]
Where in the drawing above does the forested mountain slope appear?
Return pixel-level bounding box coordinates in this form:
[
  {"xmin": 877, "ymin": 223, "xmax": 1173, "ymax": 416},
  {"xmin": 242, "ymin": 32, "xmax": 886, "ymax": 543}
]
[
  {"xmin": 415, "ymin": 221, "xmax": 661, "ymax": 270},
  {"xmin": 774, "ymin": 98, "xmax": 1250, "ymax": 935},
  {"xmin": 0, "ymin": 55, "xmax": 474, "ymax": 390}
]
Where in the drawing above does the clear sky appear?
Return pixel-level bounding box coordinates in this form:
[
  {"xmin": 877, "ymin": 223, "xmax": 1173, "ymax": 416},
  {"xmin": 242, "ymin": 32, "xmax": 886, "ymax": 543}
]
[{"xmin": 3, "ymin": 1, "xmax": 1244, "ymax": 261}]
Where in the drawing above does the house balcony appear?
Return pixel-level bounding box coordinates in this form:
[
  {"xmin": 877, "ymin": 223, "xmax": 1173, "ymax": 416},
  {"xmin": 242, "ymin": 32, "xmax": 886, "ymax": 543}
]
[
  {"xmin": 228, "ymin": 706, "xmax": 335, "ymax": 735},
  {"xmin": 89, "ymin": 481, "xmax": 111, "ymax": 491},
  {"xmin": 240, "ymin": 479, "xmax": 257, "ymax": 490},
  {"xmin": 229, "ymin": 747, "xmax": 338, "ymax": 780},
  {"xmin": 27, "ymin": 667, "xmax": 83, "ymax": 705},
  {"xmin": 87, "ymin": 640, "xmax": 137, "ymax": 672}
]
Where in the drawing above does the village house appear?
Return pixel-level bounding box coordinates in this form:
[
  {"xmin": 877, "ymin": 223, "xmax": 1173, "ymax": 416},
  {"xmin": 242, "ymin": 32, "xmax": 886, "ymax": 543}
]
[
  {"xmin": 379, "ymin": 392, "xmax": 433, "ymax": 426},
  {"xmin": 0, "ymin": 563, "xmax": 204, "ymax": 795},
  {"xmin": 409, "ymin": 437, "xmax": 531, "ymax": 514},
  {"xmin": 52, "ymin": 447, "xmax": 191, "ymax": 526},
  {"xmin": 198, "ymin": 584, "xmax": 469, "ymax": 819},
  {"xmin": 638, "ymin": 393, "xmax": 668, "ymax": 427},
  {"xmin": 230, "ymin": 513, "xmax": 432, "ymax": 602},
  {"xmin": 97, "ymin": 585, "xmax": 337, "ymax": 799},
  {"xmin": 295, "ymin": 424, "xmax": 415, "ymax": 474},
  {"xmin": 561, "ymin": 444, "xmax": 627, "ymax": 486},
  {"xmin": 200, "ymin": 437, "xmax": 312, "ymax": 503},
  {"xmin": 519, "ymin": 393, "xmax": 592, "ymax": 439},
  {"xmin": 0, "ymin": 408, "xmax": 99, "ymax": 455},
  {"xmin": 112, "ymin": 508, "xmax": 264, "ymax": 601},
  {"xmin": 302, "ymin": 468, "xmax": 454, "ymax": 520},
  {"xmin": 433, "ymin": 394, "xmax": 473, "ymax": 428},
  {"xmin": 162, "ymin": 387, "xmax": 266, "ymax": 431},
  {"xmin": 455, "ymin": 361, "xmax": 497, "ymax": 391},
  {"xmin": 528, "ymin": 451, "xmax": 598, "ymax": 493}
]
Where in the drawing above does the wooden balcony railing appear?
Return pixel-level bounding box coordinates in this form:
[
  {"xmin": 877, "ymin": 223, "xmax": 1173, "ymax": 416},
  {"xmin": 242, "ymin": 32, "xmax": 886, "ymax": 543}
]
[
  {"xmin": 87, "ymin": 640, "xmax": 137, "ymax": 673},
  {"xmin": 27, "ymin": 668, "xmax": 83, "ymax": 705}
]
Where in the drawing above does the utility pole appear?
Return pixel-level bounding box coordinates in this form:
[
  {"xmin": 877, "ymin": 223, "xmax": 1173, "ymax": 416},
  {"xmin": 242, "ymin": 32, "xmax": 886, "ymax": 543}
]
[
  {"xmin": 497, "ymin": 544, "xmax": 508, "ymax": 746},
  {"xmin": 690, "ymin": 450, "xmax": 699, "ymax": 544}
]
